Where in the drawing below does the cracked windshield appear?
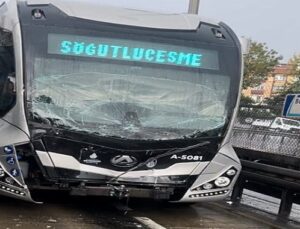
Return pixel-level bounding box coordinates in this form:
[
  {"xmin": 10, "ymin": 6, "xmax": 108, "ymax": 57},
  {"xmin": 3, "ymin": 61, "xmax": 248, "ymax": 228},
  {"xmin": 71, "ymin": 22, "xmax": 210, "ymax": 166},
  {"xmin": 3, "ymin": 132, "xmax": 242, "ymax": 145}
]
[{"xmin": 30, "ymin": 35, "xmax": 230, "ymax": 140}]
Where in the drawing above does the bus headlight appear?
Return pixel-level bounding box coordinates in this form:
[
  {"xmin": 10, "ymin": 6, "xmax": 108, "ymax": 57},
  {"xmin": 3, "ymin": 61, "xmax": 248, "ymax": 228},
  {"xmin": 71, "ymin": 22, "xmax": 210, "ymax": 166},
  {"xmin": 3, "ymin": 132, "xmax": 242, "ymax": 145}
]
[
  {"xmin": 214, "ymin": 177, "xmax": 231, "ymax": 187},
  {"xmin": 191, "ymin": 167, "xmax": 237, "ymax": 192}
]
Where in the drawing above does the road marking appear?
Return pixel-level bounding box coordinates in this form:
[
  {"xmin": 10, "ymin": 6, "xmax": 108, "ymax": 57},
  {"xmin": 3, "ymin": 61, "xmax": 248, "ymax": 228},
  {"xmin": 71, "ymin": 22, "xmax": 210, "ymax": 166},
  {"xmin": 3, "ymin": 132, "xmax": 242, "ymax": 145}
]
[{"xmin": 134, "ymin": 217, "xmax": 166, "ymax": 229}]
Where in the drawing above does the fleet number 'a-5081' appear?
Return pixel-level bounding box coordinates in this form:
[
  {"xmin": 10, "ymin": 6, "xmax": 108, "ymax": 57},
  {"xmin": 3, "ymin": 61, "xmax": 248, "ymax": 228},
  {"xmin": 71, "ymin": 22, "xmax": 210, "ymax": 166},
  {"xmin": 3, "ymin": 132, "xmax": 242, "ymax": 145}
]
[{"xmin": 170, "ymin": 155, "xmax": 204, "ymax": 161}]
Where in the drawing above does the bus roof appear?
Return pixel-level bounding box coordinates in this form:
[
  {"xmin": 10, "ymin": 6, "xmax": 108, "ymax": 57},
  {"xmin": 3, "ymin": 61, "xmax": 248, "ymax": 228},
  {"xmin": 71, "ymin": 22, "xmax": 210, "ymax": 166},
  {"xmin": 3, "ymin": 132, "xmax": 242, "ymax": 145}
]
[{"xmin": 24, "ymin": 0, "xmax": 220, "ymax": 30}]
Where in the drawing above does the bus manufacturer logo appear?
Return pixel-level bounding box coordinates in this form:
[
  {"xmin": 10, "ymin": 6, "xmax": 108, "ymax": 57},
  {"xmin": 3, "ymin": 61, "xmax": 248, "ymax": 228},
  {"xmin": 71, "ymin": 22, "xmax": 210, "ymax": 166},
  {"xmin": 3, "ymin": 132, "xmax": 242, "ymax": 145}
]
[{"xmin": 111, "ymin": 155, "xmax": 138, "ymax": 168}]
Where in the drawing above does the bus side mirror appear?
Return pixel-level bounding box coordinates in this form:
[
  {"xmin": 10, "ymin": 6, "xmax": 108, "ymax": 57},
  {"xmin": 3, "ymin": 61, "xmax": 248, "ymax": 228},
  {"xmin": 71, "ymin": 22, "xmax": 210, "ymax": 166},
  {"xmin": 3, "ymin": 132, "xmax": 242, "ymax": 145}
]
[{"xmin": 239, "ymin": 37, "xmax": 251, "ymax": 55}]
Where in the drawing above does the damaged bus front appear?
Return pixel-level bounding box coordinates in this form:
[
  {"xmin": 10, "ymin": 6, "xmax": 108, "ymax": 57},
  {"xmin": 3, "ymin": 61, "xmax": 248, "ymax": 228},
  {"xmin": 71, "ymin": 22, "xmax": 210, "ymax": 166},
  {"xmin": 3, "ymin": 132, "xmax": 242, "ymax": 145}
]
[{"xmin": 0, "ymin": 0, "xmax": 242, "ymax": 202}]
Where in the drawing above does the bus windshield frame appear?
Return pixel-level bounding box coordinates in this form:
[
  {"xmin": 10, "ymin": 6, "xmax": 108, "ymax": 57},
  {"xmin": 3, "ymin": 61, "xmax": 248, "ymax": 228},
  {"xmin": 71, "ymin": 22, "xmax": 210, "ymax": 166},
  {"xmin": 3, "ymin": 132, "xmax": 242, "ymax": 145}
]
[{"xmin": 21, "ymin": 21, "xmax": 241, "ymax": 141}]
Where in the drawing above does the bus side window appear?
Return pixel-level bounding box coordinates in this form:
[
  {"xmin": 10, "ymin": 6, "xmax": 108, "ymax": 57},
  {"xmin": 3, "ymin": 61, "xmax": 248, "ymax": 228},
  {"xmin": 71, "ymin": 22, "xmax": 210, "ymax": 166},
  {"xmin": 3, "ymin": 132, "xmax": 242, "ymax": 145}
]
[{"xmin": 0, "ymin": 29, "xmax": 16, "ymax": 117}]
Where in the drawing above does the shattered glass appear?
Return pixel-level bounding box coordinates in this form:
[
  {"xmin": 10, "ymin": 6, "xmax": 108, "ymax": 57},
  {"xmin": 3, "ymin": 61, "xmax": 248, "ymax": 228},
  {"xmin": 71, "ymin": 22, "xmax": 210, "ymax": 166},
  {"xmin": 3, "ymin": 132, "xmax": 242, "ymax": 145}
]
[{"xmin": 29, "ymin": 58, "xmax": 230, "ymax": 140}]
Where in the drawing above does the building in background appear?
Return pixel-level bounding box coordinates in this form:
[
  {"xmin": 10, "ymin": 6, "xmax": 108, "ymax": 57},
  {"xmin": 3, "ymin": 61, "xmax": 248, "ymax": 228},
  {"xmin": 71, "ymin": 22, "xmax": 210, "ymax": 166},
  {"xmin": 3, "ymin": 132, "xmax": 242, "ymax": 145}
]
[{"xmin": 243, "ymin": 64, "xmax": 295, "ymax": 103}]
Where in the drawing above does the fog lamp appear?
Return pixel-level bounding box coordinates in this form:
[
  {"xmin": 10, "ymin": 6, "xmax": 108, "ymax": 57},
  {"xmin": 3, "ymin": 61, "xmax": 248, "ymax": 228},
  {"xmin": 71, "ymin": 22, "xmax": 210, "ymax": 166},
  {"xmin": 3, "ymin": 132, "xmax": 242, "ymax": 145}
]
[
  {"xmin": 214, "ymin": 177, "xmax": 231, "ymax": 187},
  {"xmin": 203, "ymin": 183, "xmax": 214, "ymax": 190},
  {"xmin": 226, "ymin": 169, "xmax": 236, "ymax": 176}
]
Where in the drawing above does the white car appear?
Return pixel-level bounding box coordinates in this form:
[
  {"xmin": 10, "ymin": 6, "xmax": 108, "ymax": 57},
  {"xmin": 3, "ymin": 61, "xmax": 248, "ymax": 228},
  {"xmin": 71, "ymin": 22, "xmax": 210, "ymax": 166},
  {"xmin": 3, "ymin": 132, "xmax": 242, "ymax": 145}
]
[{"xmin": 270, "ymin": 117, "xmax": 300, "ymax": 132}]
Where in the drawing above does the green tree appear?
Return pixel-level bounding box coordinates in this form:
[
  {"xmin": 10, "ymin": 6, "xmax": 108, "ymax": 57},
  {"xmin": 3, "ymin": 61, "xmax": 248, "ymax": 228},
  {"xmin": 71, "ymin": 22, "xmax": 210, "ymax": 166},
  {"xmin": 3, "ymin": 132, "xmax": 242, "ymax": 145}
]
[
  {"xmin": 243, "ymin": 41, "xmax": 282, "ymax": 89},
  {"xmin": 289, "ymin": 54, "xmax": 300, "ymax": 78},
  {"xmin": 240, "ymin": 94, "xmax": 255, "ymax": 105}
]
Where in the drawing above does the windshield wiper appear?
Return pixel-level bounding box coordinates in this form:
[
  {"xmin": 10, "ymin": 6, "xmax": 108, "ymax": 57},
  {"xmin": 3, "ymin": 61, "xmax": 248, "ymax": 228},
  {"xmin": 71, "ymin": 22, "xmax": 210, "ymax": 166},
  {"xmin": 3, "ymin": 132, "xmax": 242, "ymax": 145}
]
[
  {"xmin": 32, "ymin": 112, "xmax": 69, "ymax": 127},
  {"xmin": 30, "ymin": 112, "xmax": 80, "ymax": 135},
  {"xmin": 187, "ymin": 126, "xmax": 225, "ymax": 139}
]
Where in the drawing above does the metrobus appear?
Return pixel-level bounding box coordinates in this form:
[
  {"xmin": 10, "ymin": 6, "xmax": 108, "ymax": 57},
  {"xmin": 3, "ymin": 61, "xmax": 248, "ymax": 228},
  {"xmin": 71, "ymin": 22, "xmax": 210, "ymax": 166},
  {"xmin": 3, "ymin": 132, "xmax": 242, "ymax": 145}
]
[{"xmin": 0, "ymin": 0, "xmax": 243, "ymax": 203}]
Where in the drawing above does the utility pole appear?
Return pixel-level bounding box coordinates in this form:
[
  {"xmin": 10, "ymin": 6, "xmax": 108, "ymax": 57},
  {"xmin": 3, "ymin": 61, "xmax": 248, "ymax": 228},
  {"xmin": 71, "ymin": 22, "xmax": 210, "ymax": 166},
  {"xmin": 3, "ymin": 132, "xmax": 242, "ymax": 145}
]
[{"xmin": 188, "ymin": 0, "xmax": 200, "ymax": 14}]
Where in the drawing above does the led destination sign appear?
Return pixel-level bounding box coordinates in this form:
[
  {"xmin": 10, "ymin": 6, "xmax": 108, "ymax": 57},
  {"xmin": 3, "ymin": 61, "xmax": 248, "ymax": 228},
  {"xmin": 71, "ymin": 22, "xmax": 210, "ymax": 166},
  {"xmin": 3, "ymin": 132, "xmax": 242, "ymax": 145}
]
[{"xmin": 48, "ymin": 34, "xmax": 219, "ymax": 69}]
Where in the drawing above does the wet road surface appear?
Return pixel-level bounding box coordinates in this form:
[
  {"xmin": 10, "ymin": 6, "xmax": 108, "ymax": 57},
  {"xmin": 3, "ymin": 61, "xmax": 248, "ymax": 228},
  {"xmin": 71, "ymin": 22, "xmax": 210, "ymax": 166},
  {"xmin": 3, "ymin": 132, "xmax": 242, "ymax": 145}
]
[
  {"xmin": 0, "ymin": 193, "xmax": 298, "ymax": 229},
  {"xmin": 0, "ymin": 195, "xmax": 143, "ymax": 229}
]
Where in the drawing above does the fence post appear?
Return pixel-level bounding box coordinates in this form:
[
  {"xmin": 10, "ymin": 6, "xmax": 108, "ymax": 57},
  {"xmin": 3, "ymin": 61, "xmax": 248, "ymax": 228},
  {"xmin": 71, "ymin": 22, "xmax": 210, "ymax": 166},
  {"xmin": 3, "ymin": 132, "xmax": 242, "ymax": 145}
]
[
  {"xmin": 278, "ymin": 190, "xmax": 294, "ymax": 218},
  {"xmin": 231, "ymin": 176, "xmax": 246, "ymax": 204}
]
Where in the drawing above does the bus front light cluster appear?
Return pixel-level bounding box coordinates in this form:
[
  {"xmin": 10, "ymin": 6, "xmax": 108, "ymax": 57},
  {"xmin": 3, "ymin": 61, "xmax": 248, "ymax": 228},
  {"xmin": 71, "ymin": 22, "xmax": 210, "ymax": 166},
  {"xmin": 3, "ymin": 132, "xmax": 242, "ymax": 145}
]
[{"xmin": 192, "ymin": 167, "xmax": 237, "ymax": 191}]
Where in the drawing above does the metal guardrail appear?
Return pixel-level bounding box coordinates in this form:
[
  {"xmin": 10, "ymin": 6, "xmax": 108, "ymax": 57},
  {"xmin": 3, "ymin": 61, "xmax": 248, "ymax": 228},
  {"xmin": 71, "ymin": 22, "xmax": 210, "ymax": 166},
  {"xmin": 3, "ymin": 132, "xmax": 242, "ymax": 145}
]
[
  {"xmin": 232, "ymin": 127, "xmax": 300, "ymax": 158},
  {"xmin": 233, "ymin": 104, "xmax": 300, "ymax": 158},
  {"xmin": 242, "ymin": 160, "xmax": 300, "ymax": 180},
  {"xmin": 232, "ymin": 159, "xmax": 300, "ymax": 218},
  {"xmin": 235, "ymin": 147, "xmax": 300, "ymax": 171},
  {"xmin": 231, "ymin": 104, "xmax": 300, "ymax": 219}
]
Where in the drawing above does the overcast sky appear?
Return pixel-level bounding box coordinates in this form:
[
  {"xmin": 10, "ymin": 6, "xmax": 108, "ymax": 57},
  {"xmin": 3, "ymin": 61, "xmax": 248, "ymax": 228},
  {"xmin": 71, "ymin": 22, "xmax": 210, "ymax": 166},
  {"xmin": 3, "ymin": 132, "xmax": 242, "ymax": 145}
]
[{"xmin": 96, "ymin": 0, "xmax": 299, "ymax": 62}]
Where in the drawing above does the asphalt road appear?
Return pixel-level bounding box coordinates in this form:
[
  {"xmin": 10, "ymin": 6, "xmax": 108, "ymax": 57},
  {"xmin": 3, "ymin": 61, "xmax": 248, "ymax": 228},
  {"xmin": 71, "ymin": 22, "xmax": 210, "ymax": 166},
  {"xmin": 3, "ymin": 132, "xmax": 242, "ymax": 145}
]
[
  {"xmin": 0, "ymin": 194, "xmax": 141, "ymax": 229},
  {"xmin": 0, "ymin": 192, "xmax": 296, "ymax": 229}
]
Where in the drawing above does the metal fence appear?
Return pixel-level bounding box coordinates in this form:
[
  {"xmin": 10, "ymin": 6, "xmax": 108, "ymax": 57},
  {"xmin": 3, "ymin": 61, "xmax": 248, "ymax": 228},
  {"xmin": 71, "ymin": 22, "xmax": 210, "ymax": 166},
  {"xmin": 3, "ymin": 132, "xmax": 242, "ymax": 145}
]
[{"xmin": 231, "ymin": 104, "xmax": 300, "ymax": 158}]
